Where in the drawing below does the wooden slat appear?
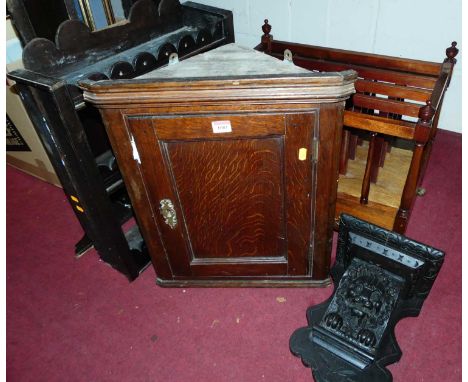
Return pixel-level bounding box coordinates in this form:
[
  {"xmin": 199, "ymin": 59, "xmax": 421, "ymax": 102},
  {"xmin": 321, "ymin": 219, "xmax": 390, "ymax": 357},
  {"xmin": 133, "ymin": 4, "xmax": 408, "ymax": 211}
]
[
  {"xmin": 278, "ymin": 55, "xmax": 437, "ymax": 89},
  {"xmin": 352, "ymin": 94, "xmax": 421, "ymax": 118},
  {"xmin": 343, "ymin": 111, "xmax": 415, "ymax": 139},
  {"xmin": 335, "ymin": 193, "xmax": 397, "ymax": 231},
  {"xmin": 269, "ymin": 40, "xmax": 442, "ymax": 77},
  {"xmin": 355, "ymin": 79, "xmax": 432, "ymax": 102}
]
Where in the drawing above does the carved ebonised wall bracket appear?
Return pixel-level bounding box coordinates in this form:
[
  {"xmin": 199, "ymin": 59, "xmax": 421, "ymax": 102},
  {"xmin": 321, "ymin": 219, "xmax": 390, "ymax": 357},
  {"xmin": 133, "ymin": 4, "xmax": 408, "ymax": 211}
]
[{"xmin": 290, "ymin": 214, "xmax": 445, "ymax": 381}]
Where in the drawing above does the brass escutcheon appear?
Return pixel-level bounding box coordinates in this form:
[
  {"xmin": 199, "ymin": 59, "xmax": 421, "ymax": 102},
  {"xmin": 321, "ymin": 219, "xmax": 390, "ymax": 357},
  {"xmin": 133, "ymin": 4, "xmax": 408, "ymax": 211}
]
[{"xmin": 159, "ymin": 199, "xmax": 177, "ymax": 229}]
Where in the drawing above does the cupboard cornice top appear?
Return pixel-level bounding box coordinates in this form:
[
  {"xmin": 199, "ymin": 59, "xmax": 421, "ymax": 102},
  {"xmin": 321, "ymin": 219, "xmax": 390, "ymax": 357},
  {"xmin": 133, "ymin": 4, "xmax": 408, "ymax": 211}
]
[
  {"xmin": 80, "ymin": 43, "xmax": 356, "ymax": 107},
  {"xmin": 81, "ymin": 71, "xmax": 357, "ymax": 107}
]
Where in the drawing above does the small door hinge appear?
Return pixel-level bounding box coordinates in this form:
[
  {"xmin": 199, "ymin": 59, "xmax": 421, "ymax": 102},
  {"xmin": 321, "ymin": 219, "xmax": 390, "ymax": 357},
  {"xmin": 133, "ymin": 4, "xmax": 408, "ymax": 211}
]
[{"xmin": 312, "ymin": 138, "xmax": 319, "ymax": 162}]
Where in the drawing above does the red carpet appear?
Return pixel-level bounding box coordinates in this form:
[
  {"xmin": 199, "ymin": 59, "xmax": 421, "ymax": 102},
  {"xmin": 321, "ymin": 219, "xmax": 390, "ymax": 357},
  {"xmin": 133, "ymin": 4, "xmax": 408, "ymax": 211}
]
[{"xmin": 6, "ymin": 130, "xmax": 461, "ymax": 381}]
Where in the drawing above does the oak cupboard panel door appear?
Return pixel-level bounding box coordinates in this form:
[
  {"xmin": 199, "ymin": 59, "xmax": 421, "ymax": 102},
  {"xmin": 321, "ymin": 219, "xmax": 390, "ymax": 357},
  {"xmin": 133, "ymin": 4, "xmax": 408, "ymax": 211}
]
[{"xmin": 126, "ymin": 111, "xmax": 317, "ymax": 278}]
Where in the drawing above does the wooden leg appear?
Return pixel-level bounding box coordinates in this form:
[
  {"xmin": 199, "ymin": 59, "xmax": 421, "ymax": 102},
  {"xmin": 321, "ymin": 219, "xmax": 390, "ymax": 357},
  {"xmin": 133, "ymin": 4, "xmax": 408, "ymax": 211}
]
[
  {"xmin": 418, "ymin": 106, "xmax": 441, "ymax": 187},
  {"xmin": 348, "ymin": 133, "xmax": 358, "ymax": 160},
  {"xmin": 386, "ymin": 136, "xmax": 393, "ymax": 153},
  {"xmin": 360, "ymin": 132, "xmax": 377, "ymax": 204},
  {"xmin": 339, "ymin": 129, "xmax": 350, "ymax": 175},
  {"xmin": 394, "ymin": 142, "xmax": 425, "ymax": 233},
  {"xmin": 418, "ymin": 135, "xmax": 436, "ymax": 187},
  {"xmin": 370, "ymin": 135, "xmax": 384, "ymax": 183},
  {"xmin": 380, "ymin": 140, "xmax": 388, "ymax": 167}
]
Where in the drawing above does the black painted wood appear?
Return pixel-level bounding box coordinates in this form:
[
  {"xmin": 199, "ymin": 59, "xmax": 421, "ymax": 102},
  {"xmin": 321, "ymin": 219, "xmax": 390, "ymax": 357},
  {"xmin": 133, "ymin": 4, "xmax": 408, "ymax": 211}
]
[
  {"xmin": 134, "ymin": 52, "xmax": 158, "ymax": 75},
  {"xmin": 7, "ymin": 0, "xmax": 235, "ymax": 281},
  {"xmin": 290, "ymin": 214, "xmax": 445, "ymax": 381},
  {"xmin": 6, "ymin": 0, "xmax": 37, "ymax": 44}
]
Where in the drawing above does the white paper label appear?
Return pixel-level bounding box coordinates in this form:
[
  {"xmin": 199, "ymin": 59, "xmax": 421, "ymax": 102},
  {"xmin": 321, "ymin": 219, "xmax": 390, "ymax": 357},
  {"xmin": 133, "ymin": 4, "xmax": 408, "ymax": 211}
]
[{"xmin": 211, "ymin": 120, "xmax": 232, "ymax": 134}]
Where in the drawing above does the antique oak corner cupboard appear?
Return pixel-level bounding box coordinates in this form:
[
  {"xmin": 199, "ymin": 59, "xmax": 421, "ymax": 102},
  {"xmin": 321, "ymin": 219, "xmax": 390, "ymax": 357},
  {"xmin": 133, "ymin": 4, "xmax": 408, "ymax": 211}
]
[{"xmin": 80, "ymin": 44, "xmax": 357, "ymax": 287}]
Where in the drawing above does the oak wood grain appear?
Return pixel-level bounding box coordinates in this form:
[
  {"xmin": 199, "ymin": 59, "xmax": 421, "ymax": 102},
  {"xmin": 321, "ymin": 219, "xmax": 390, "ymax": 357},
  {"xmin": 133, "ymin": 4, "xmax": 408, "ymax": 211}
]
[
  {"xmin": 153, "ymin": 113, "xmax": 285, "ymax": 140},
  {"xmin": 167, "ymin": 137, "xmax": 285, "ymax": 260},
  {"xmin": 284, "ymin": 112, "xmax": 316, "ymax": 275}
]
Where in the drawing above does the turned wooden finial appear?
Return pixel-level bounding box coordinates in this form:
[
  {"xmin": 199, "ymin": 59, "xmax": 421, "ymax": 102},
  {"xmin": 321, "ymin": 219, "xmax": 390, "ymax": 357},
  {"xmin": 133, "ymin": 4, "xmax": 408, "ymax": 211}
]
[
  {"xmin": 445, "ymin": 41, "xmax": 459, "ymax": 62},
  {"xmin": 262, "ymin": 19, "xmax": 272, "ymax": 37},
  {"xmin": 419, "ymin": 100, "xmax": 435, "ymax": 123},
  {"xmin": 261, "ymin": 19, "xmax": 273, "ymax": 52}
]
